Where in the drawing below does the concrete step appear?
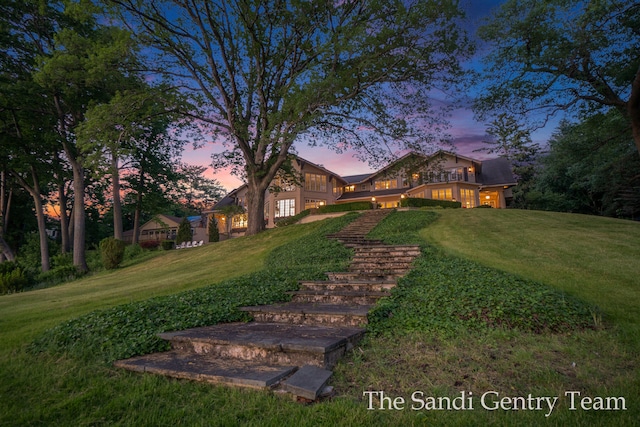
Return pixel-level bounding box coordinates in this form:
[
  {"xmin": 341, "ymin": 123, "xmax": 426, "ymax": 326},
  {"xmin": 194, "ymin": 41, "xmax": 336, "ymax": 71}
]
[
  {"xmin": 240, "ymin": 302, "xmax": 372, "ymax": 328},
  {"xmin": 287, "ymin": 290, "xmax": 390, "ymax": 305},
  {"xmin": 299, "ymin": 279, "xmax": 396, "ymax": 292},
  {"xmin": 115, "ymin": 351, "xmax": 296, "ymax": 389},
  {"xmin": 157, "ymin": 322, "xmax": 365, "ymax": 369}
]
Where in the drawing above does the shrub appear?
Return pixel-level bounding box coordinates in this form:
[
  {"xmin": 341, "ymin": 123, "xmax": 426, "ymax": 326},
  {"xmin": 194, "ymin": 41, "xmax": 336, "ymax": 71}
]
[
  {"xmin": 161, "ymin": 240, "xmax": 174, "ymax": 250},
  {"xmin": 316, "ymin": 201, "xmax": 371, "ymax": 213},
  {"xmin": 139, "ymin": 240, "xmax": 160, "ymax": 250},
  {"xmin": 399, "ymin": 197, "xmax": 461, "ymax": 209},
  {"xmin": 176, "ymin": 218, "xmax": 192, "ymax": 244},
  {"xmin": 0, "ymin": 262, "xmax": 27, "ymax": 294},
  {"xmin": 208, "ymin": 216, "xmax": 220, "ymax": 242},
  {"xmin": 99, "ymin": 238, "xmax": 126, "ymax": 270},
  {"xmin": 124, "ymin": 244, "xmax": 144, "ymax": 261},
  {"xmin": 274, "ymin": 209, "xmax": 310, "ymax": 227}
]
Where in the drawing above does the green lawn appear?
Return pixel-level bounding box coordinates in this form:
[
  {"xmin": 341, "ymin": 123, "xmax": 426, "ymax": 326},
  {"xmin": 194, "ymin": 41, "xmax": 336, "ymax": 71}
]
[{"xmin": 1, "ymin": 210, "xmax": 638, "ymax": 426}]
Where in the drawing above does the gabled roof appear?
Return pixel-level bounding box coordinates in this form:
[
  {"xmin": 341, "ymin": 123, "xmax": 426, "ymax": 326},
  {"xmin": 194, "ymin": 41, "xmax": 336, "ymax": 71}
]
[{"xmin": 341, "ymin": 173, "xmax": 372, "ymax": 184}]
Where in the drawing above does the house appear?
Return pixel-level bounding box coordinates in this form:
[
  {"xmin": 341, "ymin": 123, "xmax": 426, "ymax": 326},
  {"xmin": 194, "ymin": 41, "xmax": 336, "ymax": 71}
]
[
  {"xmin": 205, "ymin": 157, "xmax": 348, "ymax": 235},
  {"xmin": 122, "ymin": 214, "xmax": 208, "ymax": 244},
  {"xmin": 206, "ymin": 151, "xmax": 517, "ymax": 237},
  {"xmin": 335, "ymin": 151, "xmax": 517, "ymax": 209}
]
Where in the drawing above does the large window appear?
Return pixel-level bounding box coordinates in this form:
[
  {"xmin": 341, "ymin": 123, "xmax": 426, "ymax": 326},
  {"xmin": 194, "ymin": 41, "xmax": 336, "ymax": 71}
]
[
  {"xmin": 374, "ymin": 179, "xmax": 398, "ymax": 190},
  {"xmin": 275, "ymin": 198, "xmax": 296, "ymax": 218},
  {"xmin": 460, "ymin": 189, "xmax": 476, "ymax": 208},
  {"xmin": 304, "ymin": 173, "xmax": 327, "ymax": 192},
  {"xmin": 431, "ymin": 188, "xmax": 453, "ymax": 200}
]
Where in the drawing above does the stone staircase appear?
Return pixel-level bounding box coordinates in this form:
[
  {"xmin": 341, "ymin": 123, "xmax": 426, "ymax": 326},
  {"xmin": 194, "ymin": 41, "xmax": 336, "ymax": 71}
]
[{"xmin": 115, "ymin": 209, "xmax": 421, "ymax": 400}]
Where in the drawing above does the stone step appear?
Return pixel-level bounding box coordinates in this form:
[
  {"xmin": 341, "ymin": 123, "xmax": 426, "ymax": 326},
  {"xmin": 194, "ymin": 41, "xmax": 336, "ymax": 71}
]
[
  {"xmin": 115, "ymin": 351, "xmax": 297, "ymax": 389},
  {"xmin": 326, "ymin": 271, "xmax": 403, "ymax": 281},
  {"xmin": 299, "ymin": 280, "xmax": 396, "ymax": 292},
  {"xmin": 240, "ymin": 302, "xmax": 372, "ymax": 328},
  {"xmin": 287, "ymin": 290, "xmax": 390, "ymax": 305},
  {"xmin": 353, "ymin": 245, "xmax": 421, "ymax": 253},
  {"xmin": 280, "ymin": 365, "xmax": 333, "ymax": 400},
  {"xmin": 156, "ymin": 322, "xmax": 365, "ymax": 369},
  {"xmin": 348, "ymin": 266, "xmax": 412, "ymax": 276},
  {"xmin": 349, "ymin": 261, "xmax": 415, "ymax": 270}
]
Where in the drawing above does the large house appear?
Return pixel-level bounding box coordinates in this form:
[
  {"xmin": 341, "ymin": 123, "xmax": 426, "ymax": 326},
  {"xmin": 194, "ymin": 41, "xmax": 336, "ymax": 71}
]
[{"xmin": 206, "ymin": 151, "xmax": 517, "ymax": 236}]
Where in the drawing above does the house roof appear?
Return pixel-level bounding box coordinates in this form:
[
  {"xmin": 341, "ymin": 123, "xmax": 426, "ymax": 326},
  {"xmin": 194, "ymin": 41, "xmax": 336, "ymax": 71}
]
[
  {"xmin": 341, "ymin": 173, "xmax": 372, "ymax": 184},
  {"xmin": 479, "ymin": 157, "xmax": 517, "ymax": 186}
]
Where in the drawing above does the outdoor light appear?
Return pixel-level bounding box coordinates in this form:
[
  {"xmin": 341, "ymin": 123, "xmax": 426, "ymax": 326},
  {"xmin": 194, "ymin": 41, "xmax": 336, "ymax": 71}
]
[
  {"xmin": 371, "ymin": 197, "xmax": 376, "ymax": 202},
  {"xmin": 485, "ymin": 195, "xmax": 490, "ymax": 200},
  {"xmin": 400, "ymin": 194, "xmax": 405, "ymax": 199}
]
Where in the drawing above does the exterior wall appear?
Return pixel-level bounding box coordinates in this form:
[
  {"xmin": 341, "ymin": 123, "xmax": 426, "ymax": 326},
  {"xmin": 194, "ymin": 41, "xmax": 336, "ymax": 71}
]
[{"xmin": 264, "ymin": 161, "xmax": 345, "ymax": 228}]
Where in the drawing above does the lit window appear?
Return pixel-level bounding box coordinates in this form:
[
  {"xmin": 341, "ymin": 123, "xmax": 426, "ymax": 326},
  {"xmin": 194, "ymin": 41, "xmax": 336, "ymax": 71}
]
[
  {"xmin": 374, "ymin": 179, "xmax": 398, "ymax": 190},
  {"xmin": 344, "ymin": 185, "xmax": 355, "ymax": 192},
  {"xmin": 460, "ymin": 189, "xmax": 476, "ymax": 208},
  {"xmin": 431, "ymin": 188, "xmax": 453, "ymax": 200},
  {"xmin": 304, "ymin": 173, "xmax": 327, "ymax": 192},
  {"xmin": 275, "ymin": 199, "xmax": 296, "ymax": 218},
  {"xmin": 305, "ymin": 199, "xmax": 326, "ymax": 209}
]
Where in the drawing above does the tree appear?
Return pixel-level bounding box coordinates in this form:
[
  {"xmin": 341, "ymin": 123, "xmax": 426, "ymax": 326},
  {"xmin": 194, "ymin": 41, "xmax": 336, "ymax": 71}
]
[
  {"xmin": 478, "ymin": 113, "xmax": 539, "ymax": 207},
  {"xmin": 208, "ymin": 215, "xmax": 219, "ymax": 243},
  {"xmin": 476, "ymin": 0, "xmax": 640, "ymax": 157},
  {"xmin": 77, "ymin": 86, "xmax": 189, "ymax": 240},
  {"xmin": 175, "ymin": 217, "xmax": 192, "ymax": 245},
  {"xmin": 108, "ymin": 0, "xmax": 472, "ymax": 235},
  {"xmin": 529, "ymin": 112, "xmax": 640, "ymax": 218},
  {"xmin": 26, "ymin": 1, "xmax": 143, "ymax": 272}
]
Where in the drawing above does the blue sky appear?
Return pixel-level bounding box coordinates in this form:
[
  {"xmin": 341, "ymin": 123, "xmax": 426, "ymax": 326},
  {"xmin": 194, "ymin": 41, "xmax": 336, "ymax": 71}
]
[{"xmin": 183, "ymin": 0, "xmax": 557, "ymax": 191}]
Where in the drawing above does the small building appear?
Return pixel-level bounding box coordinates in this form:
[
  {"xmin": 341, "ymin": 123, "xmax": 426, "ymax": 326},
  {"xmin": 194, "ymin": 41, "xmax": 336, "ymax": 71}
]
[{"xmin": 122, "ymin": 214, "xmax": 207, "ymax": 244}]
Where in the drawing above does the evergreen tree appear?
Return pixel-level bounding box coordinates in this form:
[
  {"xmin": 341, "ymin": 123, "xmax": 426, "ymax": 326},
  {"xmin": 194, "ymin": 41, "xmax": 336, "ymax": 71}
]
[{"xmin": 175, "ymin": 218, "xmax": 192, "ymax": 245}]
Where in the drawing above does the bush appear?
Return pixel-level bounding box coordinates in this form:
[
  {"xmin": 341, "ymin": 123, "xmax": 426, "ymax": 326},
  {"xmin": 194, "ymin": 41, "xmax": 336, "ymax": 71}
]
[
  {"xmin": 274, "ymin": 209, "xmax": 310, "ymax": 227},
  {"xmin": 316, "ymin": 201, "xmax": 372, "ymax": 213},
  {"xmin": 124, "ymin": 244, "xmax": 144, "ymax": 261},
  {"xmin": 0, "ymin": 262, "xmax": 27, "ymax": 294},
  {"xmin": 139, "ymin": 241, "xmax": 160, "ymax": 250},
  {"xmin": 208, "ymin": 216, "xmax": 220, "ymax": 242},
  {"xmin": 160, "ymin": 240, "xmax": 174, "ymax": 250},
  {"xmin": 176, "ymin": 217, "xmax": 192, "ymax": 244},
  {"xmin": 99, "ymin": 238, "xmax": 126, "ymax": 270},
  {"xmin": 399, "ymin": 197, "xmax": 461, "ymax": 209}
]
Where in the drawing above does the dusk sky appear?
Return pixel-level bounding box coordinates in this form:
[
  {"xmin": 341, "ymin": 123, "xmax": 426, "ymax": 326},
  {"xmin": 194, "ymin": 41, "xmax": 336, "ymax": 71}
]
[{"xmin": 183, "ymin": 0, "xmax": 558, "ymax": 192}]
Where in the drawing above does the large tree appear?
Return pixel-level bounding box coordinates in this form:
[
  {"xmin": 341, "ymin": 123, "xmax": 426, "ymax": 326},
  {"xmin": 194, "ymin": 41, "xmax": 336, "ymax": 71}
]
[
  {"xmin": 475, "ymin": 0, "xmax": 640, "ymax": 157},
  {"xmin": 108, "ymin": 0, "xmax": 472, "ymax": 234}
]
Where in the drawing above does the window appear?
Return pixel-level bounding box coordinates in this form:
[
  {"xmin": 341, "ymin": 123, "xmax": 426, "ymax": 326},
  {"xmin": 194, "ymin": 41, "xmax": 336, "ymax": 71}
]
[
  {"xmin": 460, "ymin": 189, "xmax": 476, "ymax": 208},
  {"xmin": 304, "ymin": 173, "xmax": 327, "ymax": 192},
  {"xmin": 305, "ymin": 199, "xmax": 326, "ymax": 209},
  {"xmin": 273, "ymin": 177, "xmax": 296, "ymax": 192},
  {"xmin": 275, "ymin": 198, "xmax": 296, "ymax": 218},
  {"xmin": 344, "ymin": 185, "xmax": 355, "ymax": 192},
  {"xmin": 333, "ymin": 182, "xmax": 343, "ymax": 196},
  {"xmin": 374, "ymin": 179, "xmax": 398, "ymax": 190},
  {"xmin": 232, "ymin": 214, "xmax": 248, "ymax": 228},
  {"xmin": 431, "ymin": 188, "xmax": 453, "ymax": 200}
]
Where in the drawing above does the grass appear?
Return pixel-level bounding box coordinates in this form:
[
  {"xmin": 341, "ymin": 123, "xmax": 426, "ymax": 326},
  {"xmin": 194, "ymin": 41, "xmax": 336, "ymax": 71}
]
[{"xmin": 1, "ymin": 209, "xmax": 639, "ymax": 426}]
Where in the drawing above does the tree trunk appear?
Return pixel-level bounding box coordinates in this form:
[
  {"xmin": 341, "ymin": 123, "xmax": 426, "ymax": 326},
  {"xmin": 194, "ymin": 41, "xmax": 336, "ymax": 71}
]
[
  {"xmin": 629, "ymin": 64, "xmax": 640, "ymax": 158},
  {"xmin": 111, "ymin": 153, "xmax": 123, "ymax": 240},
  {"xmin": 57, "ymin": 180, "xmax": 70, "ymax": 254},
  {"xmin": 70, "ymin": 161, "xmax": 88, "ymax": 272},
  {"xmin": 11, "ymin": 167, "xmax": 50, "ymax": 271},
  {"xmin": 132, "ymin": 169, "xmax": 145, "ymax": 244},
  {"xmin": 245, "ymin": 177, "xmax": 268, "ymax": 236}
]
